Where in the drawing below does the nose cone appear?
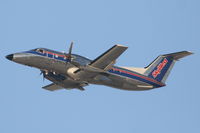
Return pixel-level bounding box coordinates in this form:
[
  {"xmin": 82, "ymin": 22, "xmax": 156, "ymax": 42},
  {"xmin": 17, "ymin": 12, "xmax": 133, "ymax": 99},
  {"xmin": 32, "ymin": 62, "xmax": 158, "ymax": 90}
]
[{"xmin": 6, "ymin": 54, "xmax": 14, "ymax": 61}]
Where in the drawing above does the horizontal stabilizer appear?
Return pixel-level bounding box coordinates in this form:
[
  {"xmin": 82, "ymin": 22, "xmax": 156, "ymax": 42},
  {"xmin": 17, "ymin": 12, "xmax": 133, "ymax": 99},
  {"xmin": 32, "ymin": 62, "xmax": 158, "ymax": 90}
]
[{"xmin": 163, "ymin": 51, "xmax": 193, "ymax": 60}]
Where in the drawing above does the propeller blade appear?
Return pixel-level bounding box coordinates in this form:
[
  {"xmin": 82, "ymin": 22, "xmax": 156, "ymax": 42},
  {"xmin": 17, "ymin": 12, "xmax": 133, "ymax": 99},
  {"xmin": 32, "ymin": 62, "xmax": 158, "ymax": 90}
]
[
  {"xmin": 64, "ymin": 41, "xmax": 74, "ymax": 63},
  {"xmin": 40, "ymin": 71, "xmax": 43, "ymax": 75},
  {"xmin": 40, "ymin": 71, "xmax": 46, "ymax": 82},
  {"xmin": 68, "ymin": 41, "xmax": 73, "ymax": 57}
]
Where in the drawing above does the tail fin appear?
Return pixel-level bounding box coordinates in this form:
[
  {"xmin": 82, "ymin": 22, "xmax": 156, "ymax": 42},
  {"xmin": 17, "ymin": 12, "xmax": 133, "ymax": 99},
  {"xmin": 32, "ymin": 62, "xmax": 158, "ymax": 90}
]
[{"xmin": 144, "ymin": 51, "xmax": 193, "ymax": 83}]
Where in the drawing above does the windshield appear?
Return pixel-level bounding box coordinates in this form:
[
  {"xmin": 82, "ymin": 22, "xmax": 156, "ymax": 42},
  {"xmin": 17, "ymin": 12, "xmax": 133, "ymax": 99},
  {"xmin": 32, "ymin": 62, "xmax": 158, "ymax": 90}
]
[{"xmin": 32, "ymin": 48, "xmax": 44, "ymax": 53}]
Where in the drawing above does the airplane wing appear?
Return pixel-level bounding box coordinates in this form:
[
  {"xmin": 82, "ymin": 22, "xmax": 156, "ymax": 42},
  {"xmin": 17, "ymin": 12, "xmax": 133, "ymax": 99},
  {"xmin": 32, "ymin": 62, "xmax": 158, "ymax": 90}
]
[
  {"xmin": 89, "ymin": 45, "xmax": 128, "ymax": 70},
  {"xmin": 73, "ymin": 45, "xmax": 128, "ymax": 81},
  {"xmin": 42, "ymin": 83, "xmax": 63, "ymax": 91},
  {"xmin": 42, "ymin": 81, "xmax": 88, "ymax": 91}
]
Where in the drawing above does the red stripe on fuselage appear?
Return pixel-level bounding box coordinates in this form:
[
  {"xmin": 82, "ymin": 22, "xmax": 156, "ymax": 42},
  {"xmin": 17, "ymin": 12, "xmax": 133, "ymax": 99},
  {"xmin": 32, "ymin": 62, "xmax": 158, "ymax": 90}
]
[
  {"xmin": 44, "ymin": 51, "xmax": 70, "ymax": 58},
  {"xmin": 112, "ymin": 68, "xmax": 165, "ymax": 86}
]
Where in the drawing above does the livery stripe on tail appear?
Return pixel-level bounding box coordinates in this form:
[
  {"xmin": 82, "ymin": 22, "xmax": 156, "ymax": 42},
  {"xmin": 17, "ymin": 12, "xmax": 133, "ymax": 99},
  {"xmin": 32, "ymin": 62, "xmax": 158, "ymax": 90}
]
[
  {"xmin": 144, "ymin": 51, "xmax": 193, "ymax": 83},
  {"xmin": 147, "ymin": 57, "xmax": 173, "ymax": 82}
]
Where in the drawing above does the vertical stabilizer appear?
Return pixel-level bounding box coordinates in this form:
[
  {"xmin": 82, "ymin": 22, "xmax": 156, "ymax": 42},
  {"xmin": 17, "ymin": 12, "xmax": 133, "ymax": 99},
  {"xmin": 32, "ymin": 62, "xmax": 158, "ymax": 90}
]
[{"xmin": 144, "ymin": 51, "xmax": 193, "ymax": 83}]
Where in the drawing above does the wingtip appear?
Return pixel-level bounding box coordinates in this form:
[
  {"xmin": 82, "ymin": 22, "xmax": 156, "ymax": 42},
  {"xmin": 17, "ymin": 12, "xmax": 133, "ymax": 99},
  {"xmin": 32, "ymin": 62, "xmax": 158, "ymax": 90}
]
[
  {"xmin": 115, "ymin": 44, "xmax": 128, "ymax": 48},
  {"xmin": 181, "ymin": 51, "xmax": 194, "ymax": 56},
  {"xmin": 186, "ymin": 51, "xmax": 194, "ymax": 55},
  {"xmin": 163, "ymin": 51, "xmax": 194, "ymax": 60}
]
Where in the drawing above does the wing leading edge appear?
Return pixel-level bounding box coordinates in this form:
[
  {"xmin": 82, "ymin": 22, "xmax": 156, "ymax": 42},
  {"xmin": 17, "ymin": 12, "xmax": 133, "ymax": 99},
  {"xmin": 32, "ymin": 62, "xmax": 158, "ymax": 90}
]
[{"xmin": 89, "ymin": 45, "xmax": 128, "ymax": 70}]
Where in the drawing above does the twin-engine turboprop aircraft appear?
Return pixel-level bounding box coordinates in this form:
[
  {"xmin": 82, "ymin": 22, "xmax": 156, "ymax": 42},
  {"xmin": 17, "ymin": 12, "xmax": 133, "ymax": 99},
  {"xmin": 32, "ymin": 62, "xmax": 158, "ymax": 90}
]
[{"xmin": 6, "ymin": 43, "xmax": 193, "ymax": 91}]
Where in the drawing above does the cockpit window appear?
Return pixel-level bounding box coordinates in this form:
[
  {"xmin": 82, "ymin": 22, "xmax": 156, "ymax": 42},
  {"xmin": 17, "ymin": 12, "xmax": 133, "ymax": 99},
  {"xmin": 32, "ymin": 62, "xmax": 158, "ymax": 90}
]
[
  {"xmin": 36, "ymin": 49, "xmax": 44, "ymax": 54},
  {"xmin": 32, "ymin": 49, "xmax": 38, "ymax": 51}
]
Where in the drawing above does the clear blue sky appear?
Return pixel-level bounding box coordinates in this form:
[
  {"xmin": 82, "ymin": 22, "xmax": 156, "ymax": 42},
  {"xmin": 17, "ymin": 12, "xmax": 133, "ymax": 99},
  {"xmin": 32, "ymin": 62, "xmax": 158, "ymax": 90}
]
[{"xmin": 1, "ymin": 0, "xmax": 200, "ymax": 133}]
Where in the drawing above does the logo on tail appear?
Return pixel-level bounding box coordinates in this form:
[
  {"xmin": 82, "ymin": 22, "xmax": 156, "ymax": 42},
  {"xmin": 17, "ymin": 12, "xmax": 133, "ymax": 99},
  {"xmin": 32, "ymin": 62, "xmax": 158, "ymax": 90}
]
[{"xmin": 152, "ymin": 58, "xmax": 168, "ymax": 78}]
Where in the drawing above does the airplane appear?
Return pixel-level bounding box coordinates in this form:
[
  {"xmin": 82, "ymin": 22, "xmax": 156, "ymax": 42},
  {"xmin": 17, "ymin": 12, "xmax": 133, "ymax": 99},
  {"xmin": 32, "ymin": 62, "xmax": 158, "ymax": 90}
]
[{"xmin": 5, "ymin": 43, "xmax": 193, "ymax": 91}]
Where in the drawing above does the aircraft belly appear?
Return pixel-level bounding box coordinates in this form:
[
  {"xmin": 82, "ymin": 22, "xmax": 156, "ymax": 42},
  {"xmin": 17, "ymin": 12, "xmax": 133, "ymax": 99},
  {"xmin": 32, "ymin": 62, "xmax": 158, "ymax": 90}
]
[
  {"xmin": 122, "ymin": 78, "xmax": 153, "ymax": 91},
  {"xmin": 56, "ymin": 80, "xmax": 81, "ymax": 89},
  {"xmin": 90, "ymin": 74, "xmax": 124, "ymax": 88},
  {"xmin": 91, "ymin": 73, "xmax": 153, "ymax": 91}
]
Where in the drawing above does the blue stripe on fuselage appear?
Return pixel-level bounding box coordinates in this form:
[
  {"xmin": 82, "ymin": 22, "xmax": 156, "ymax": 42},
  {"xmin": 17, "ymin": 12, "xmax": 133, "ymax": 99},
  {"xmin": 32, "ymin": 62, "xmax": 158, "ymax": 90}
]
[{"xmin": 24, "ymin": 51, "xmax": 70, "ymax": 62}]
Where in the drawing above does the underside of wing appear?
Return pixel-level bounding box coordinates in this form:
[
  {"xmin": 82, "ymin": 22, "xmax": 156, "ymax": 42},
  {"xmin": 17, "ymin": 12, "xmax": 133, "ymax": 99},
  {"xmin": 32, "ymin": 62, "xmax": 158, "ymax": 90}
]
[{"xmin": 42, "ymin": 83, "xmax": 63, "ymax": 91}]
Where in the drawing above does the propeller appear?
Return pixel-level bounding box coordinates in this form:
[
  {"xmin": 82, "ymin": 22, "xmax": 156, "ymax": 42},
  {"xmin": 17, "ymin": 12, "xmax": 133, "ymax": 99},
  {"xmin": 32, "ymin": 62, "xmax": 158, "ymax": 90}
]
[
  {"xmin": 40, "ymin": 71, "xmax": 46, "ymax": 82},
  {"xmin": 64, "ymin": 41, "xmax": 73, "ymax": 62}
]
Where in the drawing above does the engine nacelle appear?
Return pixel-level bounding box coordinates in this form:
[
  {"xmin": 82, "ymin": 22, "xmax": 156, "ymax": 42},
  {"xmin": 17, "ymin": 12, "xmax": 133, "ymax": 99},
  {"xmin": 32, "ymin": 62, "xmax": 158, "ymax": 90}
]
[{"xmin": 67, "ymin": 67, "xmax": 80, "ymax": 80}]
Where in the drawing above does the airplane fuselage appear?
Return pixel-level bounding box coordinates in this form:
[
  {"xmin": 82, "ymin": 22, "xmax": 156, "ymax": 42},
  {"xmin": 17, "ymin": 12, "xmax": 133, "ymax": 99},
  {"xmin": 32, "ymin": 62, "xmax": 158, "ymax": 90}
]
[{"xmin": 6, "ymin": 46, "xmax": 192, "ymax": 91}]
